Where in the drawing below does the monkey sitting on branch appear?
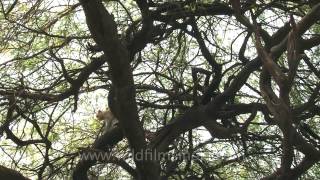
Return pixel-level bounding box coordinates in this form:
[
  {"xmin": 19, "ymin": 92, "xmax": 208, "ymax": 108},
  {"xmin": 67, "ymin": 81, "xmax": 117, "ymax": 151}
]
[
  {"xmin": 96, "ymin": 108, "xmax": 156, "ymax": 142},
  {"xmin": 96, "ymin": 108, "xmax": 119, "ymax": 134}
]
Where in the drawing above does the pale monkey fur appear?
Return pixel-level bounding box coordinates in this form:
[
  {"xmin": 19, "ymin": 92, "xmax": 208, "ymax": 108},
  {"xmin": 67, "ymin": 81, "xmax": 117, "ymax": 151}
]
[{"xmin": 96, "ymin": 108, "xmax": 118, "ymax": 134}]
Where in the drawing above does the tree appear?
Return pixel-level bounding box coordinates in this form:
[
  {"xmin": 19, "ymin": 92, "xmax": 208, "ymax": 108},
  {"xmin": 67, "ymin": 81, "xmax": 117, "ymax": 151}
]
[{"xmin": 0, "ymin": 0, "xmax": 319, "ymax": 179}]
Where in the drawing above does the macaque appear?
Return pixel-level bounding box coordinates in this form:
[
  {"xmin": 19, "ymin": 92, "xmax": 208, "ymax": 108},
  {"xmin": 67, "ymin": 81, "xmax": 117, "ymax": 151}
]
[
  {"xmin": 145, "ymin": 130, "xmax": 155, "ymax": 142},
  {"xmin": 96, "ymin": 108, "xmax": 118, "ymax": 134}
]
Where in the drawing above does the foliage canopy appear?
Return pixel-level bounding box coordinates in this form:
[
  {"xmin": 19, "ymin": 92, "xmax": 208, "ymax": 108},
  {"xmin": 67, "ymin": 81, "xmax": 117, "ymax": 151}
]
[{"xmin": 0, "ymin": 0, "xmax": 320, "ymax": 179}]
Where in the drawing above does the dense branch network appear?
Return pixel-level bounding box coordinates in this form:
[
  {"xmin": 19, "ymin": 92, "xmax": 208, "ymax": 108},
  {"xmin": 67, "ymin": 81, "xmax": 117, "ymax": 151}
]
[{"xmin": 0, "ymin": 0, "xmax": 319, "ymax": 179}]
